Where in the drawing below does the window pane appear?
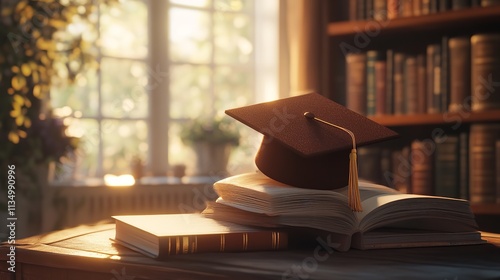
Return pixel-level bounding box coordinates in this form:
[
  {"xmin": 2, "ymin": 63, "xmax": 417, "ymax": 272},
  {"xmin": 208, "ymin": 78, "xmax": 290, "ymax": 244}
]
[
  {"xmin": 214, "ymin": 12, "xmax": 253, "ymax": 64},
  {"xmin": 70, "ymin": 118, "xmax": 100, "ymax": 179},
  {"xmin": 100, "ymin": 0, "xmax": 148, "ymax": 58},
  {"xmin": 214, "ymin": 66, "xmax": 252, "ymax": 110},
  {"xmin": 215, "ymin": 0, "xmax": 253, "ymax": 12},
  {"xmin": 169, "ymin": 8, "xmax": 211, "ymax": 63},
  {"xmin": 102, "ymin": 120, "xmax": 148, "ymax": 175},
  {"xmin": 168, "ymin": 121, "xmax": 196, "ymax": 175},
  {"xmin": 101, "ymin": 58, "xmax": 148, "ymax": 118},
  {"xmin": 170, "ymin": 0, "xmax": 211, "ymax": 8},
  {"xmin": 51, "ymin": 69, "xmax": 99, "ymax": 118},
  {"xmin": 170, "ymin": 64, "xmax": 211, "ymax": 119}
]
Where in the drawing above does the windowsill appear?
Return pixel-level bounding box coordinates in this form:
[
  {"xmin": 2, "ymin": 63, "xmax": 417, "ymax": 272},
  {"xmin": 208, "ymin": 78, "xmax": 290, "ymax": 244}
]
[{"xmin": 49, "ymin": 175, "xmax": 223, "ymax": 188}]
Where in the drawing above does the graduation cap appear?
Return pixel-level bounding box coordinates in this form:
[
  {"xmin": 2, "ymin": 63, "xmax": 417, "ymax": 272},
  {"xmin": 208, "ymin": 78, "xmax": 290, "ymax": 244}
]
[{"xmin": 225, "ymin": 93, "xmax": 398, "ymax": 212}]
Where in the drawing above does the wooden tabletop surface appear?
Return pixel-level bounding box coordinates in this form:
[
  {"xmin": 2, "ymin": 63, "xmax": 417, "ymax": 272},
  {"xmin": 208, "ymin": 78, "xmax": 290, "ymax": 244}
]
[{"xmin": 1, "ymin": 223, "xmax": 500, "ymax": 280}]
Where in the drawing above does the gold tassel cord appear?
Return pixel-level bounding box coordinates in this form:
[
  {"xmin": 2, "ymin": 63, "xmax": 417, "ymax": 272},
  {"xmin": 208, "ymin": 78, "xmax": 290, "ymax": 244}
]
[{"xmin": 304, "ymin": 112, "xmax": 363, "ymax": 212}]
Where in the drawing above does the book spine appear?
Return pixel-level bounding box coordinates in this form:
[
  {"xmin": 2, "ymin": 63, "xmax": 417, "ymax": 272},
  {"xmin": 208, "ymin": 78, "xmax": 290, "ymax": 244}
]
[
  {"xmin": 439, "ymin": 0, "xmax": 451, "ymax": 11},
  {"xmin": 346, "ymin": 52, "xmax": 368, "ymax": 115},
  {"xmin": 394, "ymin": 52, "xmax": 406, "ymax": 115},
  {"xmin": 375, "ymin": 58, "xmax": 387, "ymax": 115},
  {"xmin": 405, "ymin": 55, "xmax": 418, "ymax": 114},
  {"xmin": 386, "ymin": 49, "xmax": 395, "ymax": 115},
  {"xmin": 158, "ymin": 231, "xmax": 287, "ymax": 257},
  {"xmin": 413, "ymin": 0, "xmax": 423, "ymax": 16},
  {"xmin": 350, "ymin": 0, "xmax": 358, "ymax": 21},
  {"xmin": 448, "ymin": 36, "xmax": 472, "ymax": 112},
  {"xmin": 434, "ymin": 135, "xmax": 459, "ymax": 198},
  {"xmin": 497, "ymin": 140, "xmax": 500, "ymax": 204},
  {"xmin": 422, "ymin": 0, "xmax": 431, "ymax": 14},
  {"xmin": 459, "ymin": 131, "xmax": 469, "ymax": 200},
  {"xmin": 481, "ymin": 0, "xmax": 500, "ymax": 6},
  {"xmin": 441, "ymin": 36, "xmax": 449, "ymax": 113},
  {"xmin": 426, "ymin": 44, "xmax": 441, "ymax": 113},
  {"xmin": 387, "ymin": 0, "xmax": 400, "ymax": 19},
  {"xmin": 391, "ymin": 147, "xmax": 411, "ymax": 193},
  {"xmin": 469, "ymin": 123, "xmax": 500, "ymax": 203},
  {"xmin": 429, "ymin": 0, "xmax": 439, "ymax": 13},
  {"xmin": 471, "ymin": 34, "xmax": 500, "ymax": 111},
  {"xmin": 402, "ymin": 0, "xmax": 414, "ymax": 17},
  {"xmin": 358, "ymin": 147, "xmax": 382, "ymax": 183},
  {"xmin": 366, "ymin": 0, "xmax": 374, "ymax": 19},
  {"xmin": 411, "ymin": 140, "xmax": 434, "ymax": 195},
  {"xmin": 416, "ymin": 54, "xmax": 427, "ymax": 114},
  {"xmin": 452, "ymin": 0, "xmax": 471, "ymax": 9},
  {"xmin": 358, "ymin": 0, "xmax": 366, "ymax": 20},
  {"xmin": 373, "ymin": 0, "xmax": 388, "ymax": 20},
  {"xmin": 367, "ymin": 51, "xmax": 378, "ymax": 116}
]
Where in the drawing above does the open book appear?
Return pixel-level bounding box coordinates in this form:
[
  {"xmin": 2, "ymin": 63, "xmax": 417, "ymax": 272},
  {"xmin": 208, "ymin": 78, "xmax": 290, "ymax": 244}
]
[{"xmin": 202, "ymin": 172, "xmax": 484, "ymax": 252}]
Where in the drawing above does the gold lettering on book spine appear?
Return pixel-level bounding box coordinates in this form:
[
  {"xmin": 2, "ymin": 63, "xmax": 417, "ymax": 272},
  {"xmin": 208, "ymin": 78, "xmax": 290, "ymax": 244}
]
[
  {"xmin": 220, "ymin": 235, "xmax": 225, "ymax": 252},
  {"xmin": 168, "ymin": 237, "xmax": 171, "ymax": 255},
  {"xmin": 242, "ymin": 233, "xmax": 248, "ymax": 251},
  {"xmin": 183, "ymin": 237, "xmax": 189, "ymax": 254}
]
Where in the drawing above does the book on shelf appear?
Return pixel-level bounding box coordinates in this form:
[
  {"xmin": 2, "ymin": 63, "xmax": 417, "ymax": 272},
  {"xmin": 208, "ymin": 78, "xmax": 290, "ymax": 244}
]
[
  {"xmin": 350, "ymin": 0, "xmax": 486, "ymax": 21},
  {"xmin": 393, "ymin": 52, "xmax": 406, "ymax": 114},
  {"xmin": 203, "ymin": 172, "xmax": 484, "ymax": 252},
  {"xmin": 410, "ymin": 140, "xmax": 434, "ymax": 195},
  {"xmin": 434, "ymin": 135, "xmax": 460, "ymax": 198},
  {"xmin": 449, "ymin": 36, "xmax": 472, "ymax": 112},
  {"xmin": 416, "ymin": 54, "xmax": 427, "ymax": 113},
  {"xmin": 405, "ymin": 55, "xmax": 419, "ymax": 114},
  {"xmin": 113, "ymin": 213, "xmax": 287, "ymax": 258},
  {"xmin": 471, "ymin": 33, "xmax": 500, "ymax": 111},
  {"xmin": 496, "ymin": 140, "xmax": 500, "ymax": 203},
  {"xmin": 459, "ymin": 131, "xmax": 470, "ymax": 199},
  {"xmin": 346, "ymin": 52, "xmax": 368, "ymax": 115},
  {"xmin": 469, "ymin": 123, "xmax": 500, "ymax": 203}
]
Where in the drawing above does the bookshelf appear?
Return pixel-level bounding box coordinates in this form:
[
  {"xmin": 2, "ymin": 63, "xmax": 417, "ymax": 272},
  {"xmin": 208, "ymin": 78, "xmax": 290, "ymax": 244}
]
[{"xmin": 322, "ymin": 1, "xmax": 500, "ymax": 218}]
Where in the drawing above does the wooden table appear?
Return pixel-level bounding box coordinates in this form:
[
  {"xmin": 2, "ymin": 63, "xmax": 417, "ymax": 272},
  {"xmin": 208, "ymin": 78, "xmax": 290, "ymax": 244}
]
[{"xmin": 1, "ymin": 223, "xmax": 500, "ymax": 280}]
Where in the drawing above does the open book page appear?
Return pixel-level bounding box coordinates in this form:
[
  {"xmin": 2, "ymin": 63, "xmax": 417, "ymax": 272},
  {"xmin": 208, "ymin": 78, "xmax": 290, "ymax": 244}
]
[{"xmin": 355, "ymin": 194, "xmax": 477, "ymax": 233}]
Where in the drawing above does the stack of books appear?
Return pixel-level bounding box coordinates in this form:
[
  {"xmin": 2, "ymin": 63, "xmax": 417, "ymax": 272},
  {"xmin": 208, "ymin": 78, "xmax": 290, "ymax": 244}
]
[{"xmin": 113, "ymin": 94, "xmax": 485, "ymax": 258}]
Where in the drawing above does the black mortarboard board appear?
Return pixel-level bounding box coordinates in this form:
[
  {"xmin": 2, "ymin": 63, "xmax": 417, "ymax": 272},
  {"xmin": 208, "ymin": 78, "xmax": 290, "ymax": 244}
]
[{"xmin": 225, "ymin": 93, "xmax": 398, "ymax": 211}]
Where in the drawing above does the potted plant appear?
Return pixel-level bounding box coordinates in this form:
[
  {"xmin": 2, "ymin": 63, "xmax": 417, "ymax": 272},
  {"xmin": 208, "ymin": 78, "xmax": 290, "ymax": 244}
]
[
  {"xmin": 0, "ymin": 0, "xmax": 115, "ymax": 238},
  {"xmin": 180, "ymin": 117, "xmax": 240, "ymax": 177}
]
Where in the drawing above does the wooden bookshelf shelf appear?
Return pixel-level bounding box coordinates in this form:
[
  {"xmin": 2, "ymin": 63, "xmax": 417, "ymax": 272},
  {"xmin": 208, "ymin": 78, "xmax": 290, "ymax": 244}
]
[
  {"xmin": 369, "ymin": 110, "xmax": 500, "ymax": 127},
  {"xmin": 471, "ymin": 204, "xmax": 500, "ymax": 215},
  {"xmin": 327, "ymin": 5, "xmax": 500, "ymax": 38}
]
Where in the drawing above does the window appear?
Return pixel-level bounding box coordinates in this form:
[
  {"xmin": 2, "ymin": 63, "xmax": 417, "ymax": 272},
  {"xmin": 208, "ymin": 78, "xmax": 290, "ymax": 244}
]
[{"xmin": 51, "ymin": 0, "xmax": 278, "ymax": 182}]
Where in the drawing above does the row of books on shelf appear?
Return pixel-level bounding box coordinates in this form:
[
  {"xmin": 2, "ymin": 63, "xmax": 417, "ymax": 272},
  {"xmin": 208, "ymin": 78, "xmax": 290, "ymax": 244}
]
[
  {"xmin": 346, "ymin": 33, "xmax": 500, "ymax": 116},
  {"xmin": 359, "ymin": 123, "xmax": 500, "ymax": 204},
  {"xmin": 351, "ymin": 0, "xmax": 500, "ymax": 21}
]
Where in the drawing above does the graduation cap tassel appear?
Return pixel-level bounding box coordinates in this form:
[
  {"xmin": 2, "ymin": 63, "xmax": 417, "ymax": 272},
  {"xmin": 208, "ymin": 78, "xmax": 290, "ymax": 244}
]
[{"xmin": 304, "ymin": 112, "xmax": 363, "ymax": 212}]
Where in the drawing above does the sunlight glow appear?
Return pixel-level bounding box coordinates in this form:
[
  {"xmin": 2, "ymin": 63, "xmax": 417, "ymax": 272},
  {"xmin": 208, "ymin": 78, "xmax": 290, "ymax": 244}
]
[{"xmin": 104, "ymin": 174, "xmax": 135, "ymax": 186}]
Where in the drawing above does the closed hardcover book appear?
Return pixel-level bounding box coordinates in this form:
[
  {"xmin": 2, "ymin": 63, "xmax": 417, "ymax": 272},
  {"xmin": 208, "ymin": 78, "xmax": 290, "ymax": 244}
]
[
  {"xmin": 449, "ymin": 37, "xmax": 471, "ymax": 112},
  {"xmin": 113, "ymin": 214, "xmax": 287, "ymax": 258},
  {"xmin": 375, "ymin": 58, "xmax": 387, "ymax": 115},
  {"xmin": 373, "ymin": 0, "xmax": 388, "ymax": 20},
  {"xmin": 471, "ymin": 34, "xmax": 500, "ymax": 111}
]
